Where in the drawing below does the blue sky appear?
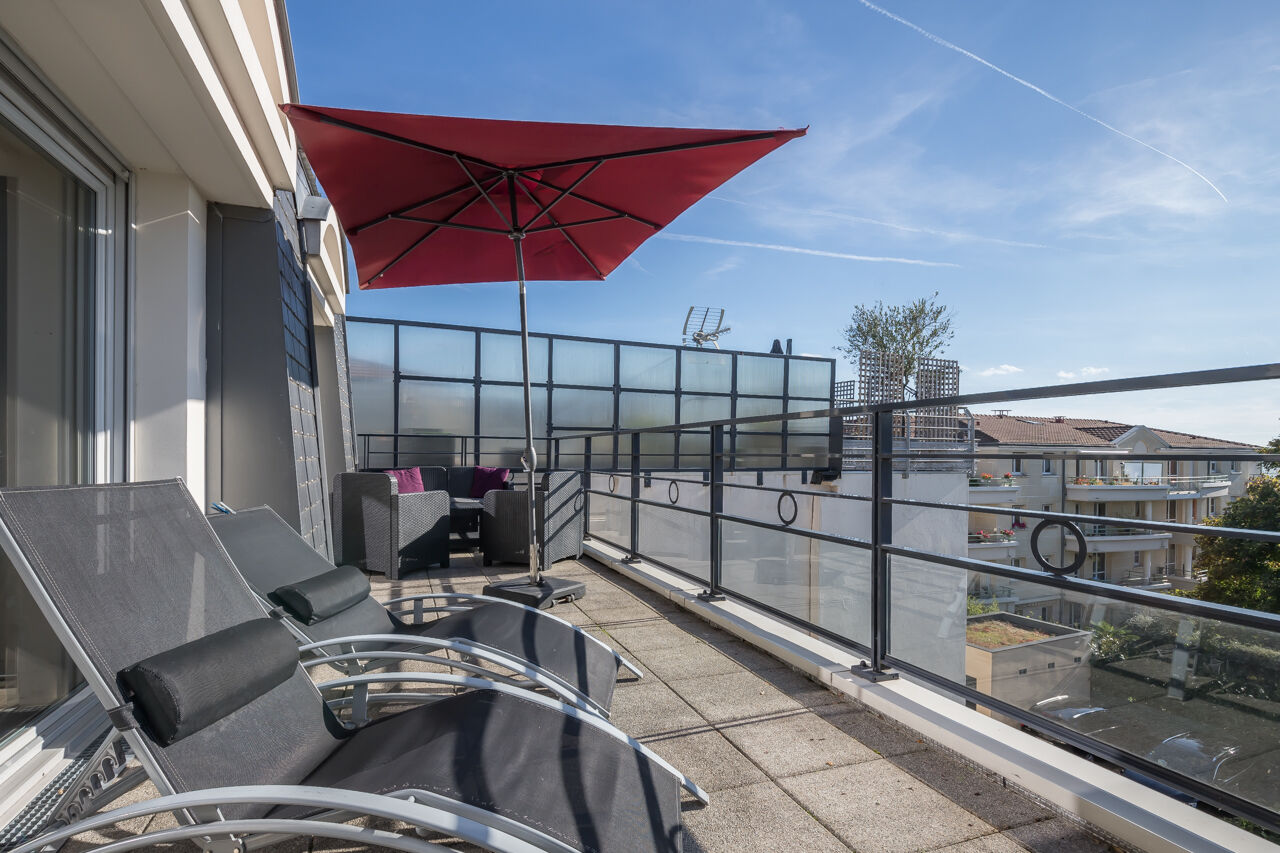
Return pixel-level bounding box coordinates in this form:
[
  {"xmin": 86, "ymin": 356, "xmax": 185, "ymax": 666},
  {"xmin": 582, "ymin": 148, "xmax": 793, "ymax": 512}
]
[{"xmin": 286, "ymin": 1, "xmax": 1280, "ymax": 444}]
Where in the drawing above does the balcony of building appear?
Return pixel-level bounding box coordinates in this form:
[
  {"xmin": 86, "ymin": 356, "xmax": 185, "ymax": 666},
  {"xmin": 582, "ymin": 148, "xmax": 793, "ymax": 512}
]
[
  {"xmin": 1171, "ymin": 475, "xmax": 1233, "ymax": 499},
  {"xmin": 1063, "ymin": 524, "xmax": 1174, "ymax": 553},
  {"xmin": 967, "ymin": 531, "xmax": 1019, "ymax": 561},
  {"xmin": 1065, "ymin": 476, "xmax": 1170, "ymax": 503},
  {"xmin": 967, "ymin": 476, "xmax": 1023, "ymax": 505}
]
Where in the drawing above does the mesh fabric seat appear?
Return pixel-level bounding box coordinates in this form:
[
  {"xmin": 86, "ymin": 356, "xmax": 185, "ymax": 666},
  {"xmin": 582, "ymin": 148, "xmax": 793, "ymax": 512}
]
[
  {"xmin": 0, "ymin": 480, "xmax": 684, "ymax": 853},
  {"xmin": 210, "ymin": 505, "xmax": 621, "ymax": 710}
]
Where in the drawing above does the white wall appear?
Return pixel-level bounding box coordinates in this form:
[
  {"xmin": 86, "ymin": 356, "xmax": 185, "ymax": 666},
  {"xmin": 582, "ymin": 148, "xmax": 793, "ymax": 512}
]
[{"xmin": 131, "ymin": 172, "xmax": 207, "ymax": 506}]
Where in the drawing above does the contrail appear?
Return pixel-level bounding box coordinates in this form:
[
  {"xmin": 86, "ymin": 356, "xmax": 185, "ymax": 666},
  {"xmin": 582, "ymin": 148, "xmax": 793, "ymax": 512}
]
[
  {"xmin": 657, "ymin": 232, "xmax": 959, "ymax": 267},
  {"xmin": 710, "ymin": 195, "xmax": 1050, "ymax": 249},
  {"xmin": 857, "ymin": 0, "xmax": 1228, "ymax": 203}
]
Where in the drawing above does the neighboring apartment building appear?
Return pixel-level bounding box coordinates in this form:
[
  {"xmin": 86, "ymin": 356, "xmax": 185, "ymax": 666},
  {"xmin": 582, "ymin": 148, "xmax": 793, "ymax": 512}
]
[
  {"xmin": 0, "ymin": 2, "xmax": 353, "ymax": 833},
  {"xmin": 966, "ymin": 414, "xmax": 1258, "ymax": 620}
]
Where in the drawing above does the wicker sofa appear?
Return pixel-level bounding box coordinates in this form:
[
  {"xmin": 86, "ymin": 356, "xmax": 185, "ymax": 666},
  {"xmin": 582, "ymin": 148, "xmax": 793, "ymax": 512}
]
[
  {"xmin": 332, "ymin": 472, "xmax": 450, "ymax": 579},
  {"xmin": 480, "ymin": 471, "xmax": 585, "ymax": 567}
]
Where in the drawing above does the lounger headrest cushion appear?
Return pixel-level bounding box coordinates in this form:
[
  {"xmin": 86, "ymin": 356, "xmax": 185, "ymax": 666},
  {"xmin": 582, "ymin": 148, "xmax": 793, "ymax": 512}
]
[
  {"xmin": 118, "ymin": 618, "xmax": 298, "ymax": 747},
  {"xmin": 273, "ymin": 565, "xmax": 371, "ymax": 625}
]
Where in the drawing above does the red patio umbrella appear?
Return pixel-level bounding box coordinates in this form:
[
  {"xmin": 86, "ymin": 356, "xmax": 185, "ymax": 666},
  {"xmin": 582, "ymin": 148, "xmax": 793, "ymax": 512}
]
[{"xmin": 284, "ymin": 104, "xmax": 805, "ymax": 605}]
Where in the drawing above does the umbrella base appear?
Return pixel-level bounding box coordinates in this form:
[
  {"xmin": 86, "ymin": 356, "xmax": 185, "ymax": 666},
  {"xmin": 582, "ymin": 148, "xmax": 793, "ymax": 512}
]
[{"xmin": 482, "ymin": 576, "xmax": 586, "ymax": 610}]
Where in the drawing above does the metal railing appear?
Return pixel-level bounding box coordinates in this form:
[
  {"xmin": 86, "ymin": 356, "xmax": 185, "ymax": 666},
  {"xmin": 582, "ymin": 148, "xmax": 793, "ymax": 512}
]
[
  {"xmin": 1065, "ymin": 473, "xmax": 1235, "ymax": 489},
  {"xmin": 557, "ymin": 361, "xmax": 1280, "ymax": 833},
  {"xmin": 356, "ymin": 426, "xmax": 839, "ymax": 474}
]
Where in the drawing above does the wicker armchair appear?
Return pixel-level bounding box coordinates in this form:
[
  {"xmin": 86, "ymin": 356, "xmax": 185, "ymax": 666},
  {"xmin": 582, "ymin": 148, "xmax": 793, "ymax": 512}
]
[
  {"xmin": 332, "ymin": 472, "xmax": 450, "ymax": 579},
  {"xmin": 479, "ymin": 471, "xmax": 584, "ymax": 567}
]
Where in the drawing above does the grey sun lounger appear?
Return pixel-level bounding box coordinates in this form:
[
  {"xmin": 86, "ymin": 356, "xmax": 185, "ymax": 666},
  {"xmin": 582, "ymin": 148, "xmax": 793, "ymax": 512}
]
[
  {"xmin": 0, "ymin": 479, "xmax": 700, "ymax": 853},
  {"xmin": 208, "ymin": 505, "xmax": 635, "ymax": 718}
]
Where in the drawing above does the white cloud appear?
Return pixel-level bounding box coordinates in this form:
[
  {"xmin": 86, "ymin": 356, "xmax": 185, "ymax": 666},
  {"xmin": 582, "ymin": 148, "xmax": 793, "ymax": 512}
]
[
  {"xmin": 703, "ymin": 256, "xmax": 743, "ymax": 278},
  {"xmin": 1057, "ymin": 366, "xmax": 1110, "ymax": 380},
  {"xmin": 979, "ymin": 364, "xmax": 1023, "ymax": 376}
]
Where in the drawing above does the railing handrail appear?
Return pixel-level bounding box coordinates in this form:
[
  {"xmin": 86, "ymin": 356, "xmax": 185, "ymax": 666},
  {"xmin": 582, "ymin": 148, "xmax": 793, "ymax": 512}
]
[{"xmin": 548, "ymin": 361, "xmax": 1280, "ymax": 440}]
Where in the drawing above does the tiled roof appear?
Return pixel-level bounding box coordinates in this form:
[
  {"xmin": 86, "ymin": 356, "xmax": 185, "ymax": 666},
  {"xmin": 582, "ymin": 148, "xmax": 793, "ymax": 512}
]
[{"xmin": 973, "ymin": 415, "xmax": 1256, "ymax": 449}]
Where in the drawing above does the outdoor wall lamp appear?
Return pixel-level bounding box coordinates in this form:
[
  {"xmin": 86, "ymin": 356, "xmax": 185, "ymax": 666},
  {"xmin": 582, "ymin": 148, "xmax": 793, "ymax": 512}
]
[{"xmin": 298, "ymin": 194, "xmax": 332, "ymax": 258}]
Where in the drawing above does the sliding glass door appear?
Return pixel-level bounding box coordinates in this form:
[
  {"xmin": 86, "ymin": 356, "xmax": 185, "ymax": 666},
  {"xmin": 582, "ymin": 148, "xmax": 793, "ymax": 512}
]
[{"xmin": 0, "ymin": 112, "xmax": 98, "ymax": 744}]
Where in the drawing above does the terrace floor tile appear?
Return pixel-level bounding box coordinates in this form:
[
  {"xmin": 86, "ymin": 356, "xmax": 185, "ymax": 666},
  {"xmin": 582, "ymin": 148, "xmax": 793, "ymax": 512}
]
[
  {"xmin": 665, "ymin": 669, "xmax": 805, "ymax": 725},
  {"xmin": 779, "ymin": 760, "xmax": 996, "ymax": 853},
  {"xmin": 679, "ymin": 780, "xmax": 851, "ymax": 853},
  {"xmin": 718, "ymin": 707, "xmax": 879, "ymax": 777}
]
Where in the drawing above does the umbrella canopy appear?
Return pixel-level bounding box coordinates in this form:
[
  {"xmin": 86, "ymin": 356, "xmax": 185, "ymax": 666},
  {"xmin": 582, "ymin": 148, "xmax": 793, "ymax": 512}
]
[
  {"xmin": 284, "ymin": 104, "xmax": 805, "ymax": 593},
  {"xmin": 283, "ymin": 104, "xmax": 806, "ymax": 289}
]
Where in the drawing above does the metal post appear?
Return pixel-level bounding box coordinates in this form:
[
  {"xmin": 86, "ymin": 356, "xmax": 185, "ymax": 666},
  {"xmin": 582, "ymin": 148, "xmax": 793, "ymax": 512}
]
[
  {"xmin": 582, "ymin": 444, "xmax": 592, "ymax": 541},
  {"xmin": 855, "ymin": 409, "xmax": 898, "ymax": 681},
  {"xmin": 699, "ymin": 424, "xmax": 726, "ymax": 601},
  {"xmin": 624, "ymin": 434, "xmax": 641, "ymax": 563}
]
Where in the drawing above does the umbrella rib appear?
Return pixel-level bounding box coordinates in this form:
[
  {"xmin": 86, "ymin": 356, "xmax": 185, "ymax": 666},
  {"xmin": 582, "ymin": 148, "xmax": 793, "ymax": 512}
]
[
  {"xmin": 296, "ymin": 107, "xmax": 503, "ymax": 172},
  {"xmin": 520, "ymin": 172, "xmax": 662, "ymax": 231},
  {"xmin": 362, "ymin": 181, "xmax": 496, "ymax": 285},
  {"xmin": 524, "ymin": 214, "xmax": 626, "ymax": 234},
  {"xmin": 455, "ymin": 155, "xmax": 512, "ymax": 230},
  {"xmin": 349, "ymin": 177, "xmax": 490, "ymax": 235},
  {"xmin": 513, "ymin": 178, "xmax": 603, "ymax": 278},
  {"xmin": 518, "ymin": 160, "xmax": 603, "ymax": 232},
  {"xmin": 527, "ymin": 130, "xmax": 791, "ymax": 172},
  {"xmin": 393, "ymin": 215, "xmax": 510, "ymax": 235}
]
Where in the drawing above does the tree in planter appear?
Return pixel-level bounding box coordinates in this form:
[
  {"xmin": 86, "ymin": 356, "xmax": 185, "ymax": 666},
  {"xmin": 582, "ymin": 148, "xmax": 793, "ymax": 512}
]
[
  {"xmin": 1192, "ymin": 474, "xmax": 1280, "ymax": 613},
  {"xmin": 836, "ymin": 292, "xmax": 954, "ymax": 397}
]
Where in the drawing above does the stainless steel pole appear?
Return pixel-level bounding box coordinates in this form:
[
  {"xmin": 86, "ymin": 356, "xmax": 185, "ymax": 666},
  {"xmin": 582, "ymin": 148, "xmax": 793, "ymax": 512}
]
[{"xmin": 513, "ymin": 235, "xmax": 540, "ymax": 584}]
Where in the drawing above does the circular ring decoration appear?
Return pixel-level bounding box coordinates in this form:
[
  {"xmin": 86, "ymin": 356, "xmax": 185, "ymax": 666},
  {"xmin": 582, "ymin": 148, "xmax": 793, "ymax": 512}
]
[
  {"xmin": 777, "ymin": 491, "xmax": 799, "ymax": 527},
  {"xmin": 607, "ymin": 475, "xmax": 618, "ymax": 494},
  {"xmin": 1029, "ymin": 519, "xmax": 1088, "ymax": 576},
  {"xmin": 668, "ymin": 480, "xmax": 680, "ymax": 504},
  {"xmin": 574, "ymin": 491, "xmax": 585, "ymax": 513}
]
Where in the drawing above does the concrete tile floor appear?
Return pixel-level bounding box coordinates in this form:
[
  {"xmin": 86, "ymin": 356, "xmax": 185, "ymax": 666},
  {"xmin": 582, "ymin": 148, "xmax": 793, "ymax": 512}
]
[
  {"xmin": 60, "ymin": 550, "xmax": 1121, "ymax": 853},
  {"xmin": 370, "ymin": 550, "xmax": 1120, "ymax": 853}
]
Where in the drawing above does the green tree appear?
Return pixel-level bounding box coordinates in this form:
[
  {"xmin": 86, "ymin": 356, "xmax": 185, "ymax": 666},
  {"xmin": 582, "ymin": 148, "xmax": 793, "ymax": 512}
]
[
  {"xmin": 1261, "ymin": 433, "xmax": 1280, "ymax": 473},
  {"xmin": 836, "ymin": 292, "xmax": 954, "ymax": 396},
  {"xmin": 1192, "ymin": 474, "xmax": 1280, "ymax": 613}
]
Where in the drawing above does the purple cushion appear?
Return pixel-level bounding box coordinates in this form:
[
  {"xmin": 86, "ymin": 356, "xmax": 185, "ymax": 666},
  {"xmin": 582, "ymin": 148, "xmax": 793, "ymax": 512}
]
[
  {"xmin": 386, "ymin": 467, "xmax": 424, "ymax": 493},
  {"xmin": 470, "ymin": 466, "xmax": 509, "ymax": 498}
]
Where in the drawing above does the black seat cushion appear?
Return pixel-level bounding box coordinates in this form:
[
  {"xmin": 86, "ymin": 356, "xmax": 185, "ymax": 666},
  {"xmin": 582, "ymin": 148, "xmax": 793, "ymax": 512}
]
[
  {"xmin": 274, "ymin": 565, "xmax": 371, "ymax": 625},
  {"xmin": 406, "ymin": 602, "xmax": 619, "ymax": 710},
  {"xmin": 118, "ymin": 618, "xmax": 298, "ymax": 746},
  {"xmin": 291, "ymin": 690, "xmax": 682, "ymax": 853}
]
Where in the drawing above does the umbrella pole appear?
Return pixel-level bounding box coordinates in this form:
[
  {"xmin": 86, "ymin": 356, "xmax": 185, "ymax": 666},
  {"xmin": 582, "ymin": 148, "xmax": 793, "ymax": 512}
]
[{"xmin": 513, "ymin": 236, "xmax": 541, "ymax": 585}]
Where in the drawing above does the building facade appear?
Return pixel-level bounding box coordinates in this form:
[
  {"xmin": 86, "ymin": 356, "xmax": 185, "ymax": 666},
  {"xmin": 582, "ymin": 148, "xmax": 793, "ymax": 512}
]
[
  {"xmin": 0, "ymin": 2, "xmax": 352, "ymax": 832},
  {"xmin": 966, "ymin": 414, "xmax": 1259, "ymax": 622}
]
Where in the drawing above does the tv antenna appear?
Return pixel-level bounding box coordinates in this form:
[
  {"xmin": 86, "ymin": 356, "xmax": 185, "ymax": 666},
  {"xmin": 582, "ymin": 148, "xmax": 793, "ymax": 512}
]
[{"xmin": 682, "ymin": 306, "xmax": 731, "ymax": 349}]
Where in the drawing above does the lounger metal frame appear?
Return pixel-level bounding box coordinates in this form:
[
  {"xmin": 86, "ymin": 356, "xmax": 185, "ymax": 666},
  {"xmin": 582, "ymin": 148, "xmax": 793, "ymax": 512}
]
[
  {"xmin": 0, "ymin": 488, "xmax": 699, "ymax": 853},
  {"xmin": 294, "ymin": 634, "xmax": 605, "ymax": 720},
  {"xmin": 383, "ymin": 591, "xmax": 642, "ymax": 677}
]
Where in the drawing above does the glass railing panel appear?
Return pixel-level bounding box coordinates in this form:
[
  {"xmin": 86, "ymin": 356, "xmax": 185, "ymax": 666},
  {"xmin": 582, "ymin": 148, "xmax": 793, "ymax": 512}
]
[
  {"xmin": 890, "ymin": 556, "xmax": 1280, "ymax": 816},
  {"xmin": 398, "ymin": 325, "xmax": 475, "ymax": 379},
  {"xmin": 721, "ymin": 520, "xmax": 872, "ymax": 648},
  {"xmin": 586, "ymin": 475, "xmax": 631, "ymax": 550},
  {"xmin": 638, "ymin": 501, "xmax": 709, "ymax": 581}
]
